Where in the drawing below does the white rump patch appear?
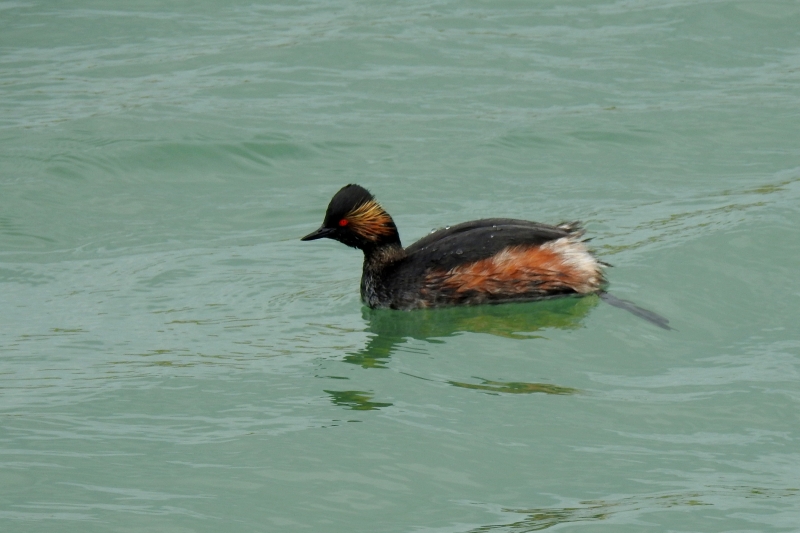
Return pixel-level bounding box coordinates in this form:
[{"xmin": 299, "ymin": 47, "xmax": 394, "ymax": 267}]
[{"xmin": 541, "ymin": 237, "xmax": 604, "ymax": 293}]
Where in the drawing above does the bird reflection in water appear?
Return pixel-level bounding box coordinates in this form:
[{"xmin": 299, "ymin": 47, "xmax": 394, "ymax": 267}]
[
  {"xmin": 324, "ymin": 390, "xmax": 393, "ymax": 411},
  {"xmin": 345, "ymin": 295, "xmax": 599, "ymax": 370},
  {"xmin": 323, "ymin": 297, "xmax": 594, "ymax": 411}
]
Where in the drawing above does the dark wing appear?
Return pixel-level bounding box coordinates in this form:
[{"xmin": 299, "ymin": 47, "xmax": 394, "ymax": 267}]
[{"xmin": 404, "ymin": 218, "xmax": 574, "ymax": 271}]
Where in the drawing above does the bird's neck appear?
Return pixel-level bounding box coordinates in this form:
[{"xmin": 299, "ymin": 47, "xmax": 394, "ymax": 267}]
[{"xmin": 362, "ymin": 241, "xmax": 406, "ymax": 272}]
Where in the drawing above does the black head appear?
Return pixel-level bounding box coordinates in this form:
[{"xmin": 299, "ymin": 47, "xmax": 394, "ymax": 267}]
[{"xmin": 301, "ymin": 184, "xmax": 400, "ymax": 250}]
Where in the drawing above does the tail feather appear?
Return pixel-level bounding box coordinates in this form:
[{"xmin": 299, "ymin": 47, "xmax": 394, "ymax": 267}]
[{"xmin": 557, "ymin": 221, "xmax": 584, "ymax": 234}]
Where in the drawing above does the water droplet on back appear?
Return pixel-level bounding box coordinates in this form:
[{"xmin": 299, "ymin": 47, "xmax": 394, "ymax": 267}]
[
  {"xmin": 445, "ymin": 226, "xmax": 451, "ymax": 230},
  {"xmin": 455, "ymin": 249, "xmax": 463, "ymax": 255}
]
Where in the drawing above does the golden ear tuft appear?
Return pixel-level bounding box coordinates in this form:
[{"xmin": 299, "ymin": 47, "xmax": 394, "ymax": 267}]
[{"xmin": 346, "ymin": 200, "xmax": 394, "ymax": 241}]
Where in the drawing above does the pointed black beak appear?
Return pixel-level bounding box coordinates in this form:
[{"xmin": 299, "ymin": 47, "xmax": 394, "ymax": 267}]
[{"xmin": 301, "ymin": 226, "xmax": 335, "ymax": 241}]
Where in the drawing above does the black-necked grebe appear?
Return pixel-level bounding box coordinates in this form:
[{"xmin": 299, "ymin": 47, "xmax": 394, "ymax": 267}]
[{"xmin": 301, "ymin": 184, "xmax": 608, "ymax": 310}]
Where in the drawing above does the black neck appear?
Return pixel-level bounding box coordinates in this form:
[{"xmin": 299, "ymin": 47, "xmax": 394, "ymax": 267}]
[{"xmin": 362, "ymin": 241, "xmax": 405, "ymax": 269}]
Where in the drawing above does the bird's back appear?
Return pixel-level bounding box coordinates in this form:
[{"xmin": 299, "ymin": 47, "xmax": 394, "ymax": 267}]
[{"xmin": 369, "ymin": 219, "xmax": 605, "ymax": 309}]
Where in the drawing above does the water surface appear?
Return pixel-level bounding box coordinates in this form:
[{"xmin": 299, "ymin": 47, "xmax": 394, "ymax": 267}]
[{"xmin": 2, "ymin": 1, "xmax": 800, "ymax": 531}]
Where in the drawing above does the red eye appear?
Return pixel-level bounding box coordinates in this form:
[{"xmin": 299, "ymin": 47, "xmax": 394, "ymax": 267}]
[{"xmin": 338, "ymin": 219, "xmax": 348, "ymax": 227}]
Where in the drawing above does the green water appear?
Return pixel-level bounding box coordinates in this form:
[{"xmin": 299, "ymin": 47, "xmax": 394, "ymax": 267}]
[{"xmin": 2, "ymin": 1, "xmax": 800, "ymax": 531}]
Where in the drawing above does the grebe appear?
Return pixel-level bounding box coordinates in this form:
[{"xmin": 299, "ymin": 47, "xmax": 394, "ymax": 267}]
[{"xmin": 301, "ymin": 184, "xmax": 609, "ymax": 311}]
